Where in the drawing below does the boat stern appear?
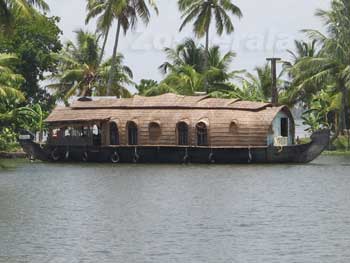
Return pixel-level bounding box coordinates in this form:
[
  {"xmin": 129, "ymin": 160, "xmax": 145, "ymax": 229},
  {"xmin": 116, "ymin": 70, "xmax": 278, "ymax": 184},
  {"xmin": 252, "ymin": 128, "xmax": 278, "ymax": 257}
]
[{"xmin": 18, "ymin": 130, "xmax": 49, "ymax": 161}]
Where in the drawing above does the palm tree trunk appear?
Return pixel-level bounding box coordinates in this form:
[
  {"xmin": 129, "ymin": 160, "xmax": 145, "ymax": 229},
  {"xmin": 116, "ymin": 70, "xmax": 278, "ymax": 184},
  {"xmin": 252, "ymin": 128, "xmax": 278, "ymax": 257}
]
[
  {"xmin": 204, "ymin": 26, "xmax": 210, "ymax": 93},
  {"xmin": 341, "ymin": 86, "xmax": 348, "ymax": 135},
  {"xmin": 331, "ymin": 112, "xmax": 341, "ymax": 143},
  {"xmin": 204, "ymin": 26, "xmax": 209, "ymax": 69},
  {"xmin": 107, "ymin": 19, "xmax": 121, "ymax": 96},
  {"xmin": 99, "ymin": 27, "xmax": 110, "ymax": 65}
]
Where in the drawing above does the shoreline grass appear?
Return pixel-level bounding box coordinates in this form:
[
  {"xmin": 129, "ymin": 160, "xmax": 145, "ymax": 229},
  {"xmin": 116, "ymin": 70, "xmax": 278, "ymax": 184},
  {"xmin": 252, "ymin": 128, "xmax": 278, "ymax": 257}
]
[{"xmin": 322, "ymin": 150, "xmax": 350, "ymax": 156}]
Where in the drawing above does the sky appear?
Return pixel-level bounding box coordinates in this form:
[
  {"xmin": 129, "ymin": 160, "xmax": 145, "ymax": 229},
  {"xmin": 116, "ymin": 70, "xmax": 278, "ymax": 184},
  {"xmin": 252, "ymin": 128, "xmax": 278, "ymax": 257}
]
[{"xmin": 45, "ymin": 0, "xmax": 331, "ymax": 88}]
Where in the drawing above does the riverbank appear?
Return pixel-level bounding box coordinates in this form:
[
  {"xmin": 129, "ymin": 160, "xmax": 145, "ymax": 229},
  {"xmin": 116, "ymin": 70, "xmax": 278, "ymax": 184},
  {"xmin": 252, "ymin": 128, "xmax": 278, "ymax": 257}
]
[
  {"xmin": 323, "ymin": 150, "xmax": 350, "ymax": 156},
  {"xmin": 0, "ymin": 151, "xmax": 27, "ymax": 159}
]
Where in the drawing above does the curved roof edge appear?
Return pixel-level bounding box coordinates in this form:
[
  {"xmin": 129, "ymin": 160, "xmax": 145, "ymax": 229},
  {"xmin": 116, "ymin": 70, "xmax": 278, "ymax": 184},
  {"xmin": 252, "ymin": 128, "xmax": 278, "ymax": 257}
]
[{"xmin": 69, "ymin": 93, "xmax": 272, "ymax": 111}]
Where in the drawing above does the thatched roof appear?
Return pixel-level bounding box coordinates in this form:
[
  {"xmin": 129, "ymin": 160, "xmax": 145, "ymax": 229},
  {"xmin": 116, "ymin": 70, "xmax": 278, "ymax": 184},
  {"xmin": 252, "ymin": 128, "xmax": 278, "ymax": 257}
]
[{"xmin": 69, "ymin": 93, "xmax": 271, "ymax": 110}]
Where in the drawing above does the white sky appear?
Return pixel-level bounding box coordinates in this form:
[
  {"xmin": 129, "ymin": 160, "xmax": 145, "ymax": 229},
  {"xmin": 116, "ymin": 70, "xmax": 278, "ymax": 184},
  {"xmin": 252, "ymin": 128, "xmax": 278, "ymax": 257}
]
[{"xmin": 45, "ymin": 0, "xmax": 331, "ymax": 87}]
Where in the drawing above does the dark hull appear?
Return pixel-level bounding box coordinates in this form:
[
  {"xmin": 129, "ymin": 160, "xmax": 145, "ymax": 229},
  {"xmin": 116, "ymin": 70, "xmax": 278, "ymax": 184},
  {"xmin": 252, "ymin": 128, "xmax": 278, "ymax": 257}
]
[{"xmin": 19, "ymin": 130, "xmax": 330, "ymax": 164}]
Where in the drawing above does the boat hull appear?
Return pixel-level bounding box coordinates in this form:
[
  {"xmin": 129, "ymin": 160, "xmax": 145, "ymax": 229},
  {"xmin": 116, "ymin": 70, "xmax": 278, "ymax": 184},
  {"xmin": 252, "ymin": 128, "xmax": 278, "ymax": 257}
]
[{"xmin": 19, "ymin": 130, "xmax": 330, "ymax": 164}]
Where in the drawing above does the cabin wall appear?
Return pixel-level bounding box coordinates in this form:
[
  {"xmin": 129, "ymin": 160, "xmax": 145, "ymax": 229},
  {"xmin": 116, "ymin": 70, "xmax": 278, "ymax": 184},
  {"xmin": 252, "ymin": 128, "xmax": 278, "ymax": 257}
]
[
  {"xmin": 267, "ymin": 111, "xmax": 294, "ymax": 146},
  {"xmin": 46, "ymin": 108, "xmax": 292, "ymax": 147},
  {"xmin": 103, "ymin": 109, "xmax": 276, "ymax": 147}
]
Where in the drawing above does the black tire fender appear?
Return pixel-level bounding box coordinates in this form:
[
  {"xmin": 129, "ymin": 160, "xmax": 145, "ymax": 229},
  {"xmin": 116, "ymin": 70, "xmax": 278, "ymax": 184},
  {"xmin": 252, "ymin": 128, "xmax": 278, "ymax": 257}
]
[
  {"xmin": 208, "ymin": 152, "xmax": 215, "ymax": 163},
  {"xmin": 111, "ymin": 151, "xmax": 120, "ymax": 163},
  {"xmin": 51, "ymin": 148, "xmax": 60, "ymax": 161},
  {"xmin": 183, "ymin": 148, "xmax": 190, "ymax": 164},
  {"xmin": 133, "ymin": 148, "xmax": 140, "ymax": 163},
  {"xmin": 82, "ymin": 151, "xmax": 89, "ymax": 162}
]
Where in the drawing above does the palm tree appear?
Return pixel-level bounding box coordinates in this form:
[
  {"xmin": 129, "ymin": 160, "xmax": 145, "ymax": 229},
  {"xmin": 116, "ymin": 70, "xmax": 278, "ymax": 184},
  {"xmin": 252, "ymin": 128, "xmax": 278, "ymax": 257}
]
[
  {"xmin": 244, "ymin": 64, "xmax": 273, "ymax": 101},
  {"xmin": 49, "ymin": 30, "xmax": 133, "ymax": 101},
  {"xmin": 160, "ymin": 38, "xmax": 240, "ymax": 93},
  {"xmin": 0, "ymin": 0, "xmax": 49, "ymax": 32},
  {"xmin": 286, "ymin": 40, "xmax": 319, "ymax": 66},
  {"xmin": 282, "ymin": 40, "xmax": 321, "ymax": 106},
  {"xmin": 214, "ymin": 64, "xmax": 280, "ymax": 103},
  {"xmin": 135, "ymin": 79, "xmax": 158, "ymax": 95},
  {"xmin": 291, "ymin": 0, "xmax": 350, "ymax": 136},
  {"xmin": 138, "ymin": 83, "xmax": 178, "ymax": 97},
  {"xmin": 161, "ymin": 65, "xmax": 205, "ymax": 95},
  {"xmin": 159, "ymin": 38, "xmax": 205, "ymax": 74},
  {"xmin": 210, "ymin": 81, "xmax": 267, "ymax": 102},
  {"xmin": 85, "ymin": 0, "xmax": 158, "ymax": 95},
  {"xmin": 0, "ymin": 53, "xmax": 24, "ymax": 99},
  {"xmin": 206, "ymin": 45, "xmax": 239, "ymax": 91},
  {"xmin": 178, "ymin": 0, "xmax": 242, "ymax": 68}
]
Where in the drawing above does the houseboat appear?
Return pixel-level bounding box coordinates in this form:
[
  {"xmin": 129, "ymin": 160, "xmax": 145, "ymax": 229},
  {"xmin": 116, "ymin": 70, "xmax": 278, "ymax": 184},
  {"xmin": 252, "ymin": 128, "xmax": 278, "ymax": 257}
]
[{"xmin": 19, "ymin": 93, "xmax": 330, "ymax": 164}]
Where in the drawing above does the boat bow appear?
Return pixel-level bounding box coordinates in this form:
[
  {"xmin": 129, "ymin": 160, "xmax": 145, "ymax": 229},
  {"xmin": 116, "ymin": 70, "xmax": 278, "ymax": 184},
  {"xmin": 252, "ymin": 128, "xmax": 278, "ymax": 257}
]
[{"xmin": 300, "ymin": 129, "xmax": 330, "ymax": 163}]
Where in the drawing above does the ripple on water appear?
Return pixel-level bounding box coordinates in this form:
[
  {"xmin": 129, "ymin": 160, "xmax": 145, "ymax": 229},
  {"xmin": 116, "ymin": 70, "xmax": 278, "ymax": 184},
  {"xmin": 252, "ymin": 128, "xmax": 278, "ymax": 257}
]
[{"xmin": 0, "ymin": 155, "xmax": 350, "ymax": 263}]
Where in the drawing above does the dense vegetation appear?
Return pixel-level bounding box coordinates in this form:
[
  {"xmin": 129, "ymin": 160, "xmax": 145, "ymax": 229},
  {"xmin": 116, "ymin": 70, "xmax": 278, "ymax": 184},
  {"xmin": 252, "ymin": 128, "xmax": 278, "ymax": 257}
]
[{"xmin": 0, "ymin": 0, "xmax": 349, "ymax": 151}]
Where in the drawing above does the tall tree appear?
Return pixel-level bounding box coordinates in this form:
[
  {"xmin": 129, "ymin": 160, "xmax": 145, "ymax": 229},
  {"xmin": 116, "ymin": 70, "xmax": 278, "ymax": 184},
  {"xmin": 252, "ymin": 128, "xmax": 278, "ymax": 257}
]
[
  {"xmin": 178, "ymin": 0, "xmax": 242, "ymax": 68},
  {"xmin": 206, "ymin": 45, "xmax": 238, "ymax": 91},
  {"xmin": 159, "ymin": 38, "xmax": 205, "ymax": 74},
  {"xmin": 0, "ymin": 53, "xmax": 24, "ymax": 99},
  {"xmin": 0, "ymin": 15, "xmax": 62, "ymax": 111},
  {"xmin": 0, "ymin": 0, "xmax": 49, "ymax": 32},
  {"xmin": 50, "ymin": 30, "xmax": 133, "ymax": 101},
  {"xmin": 282, "ymin": 40, "xmax": 320, "ymax": 106},
  {"xmin": 160, "ymin": 38, "xmax": 239, "ymax": 92},
  {"xmin": 0, "ymin": 55, "xmax": 34, "ymax": 149},
  {"xmin": 286, "ymin": 40, "xmax": 319, "ymax": 66},
  {"xmin": 85, "ymin": 0, "xmax": 158, "ymax": 95},
  {"xmin": 291, "ymin": 0, "xmax": 350, "ymax": 135},
  {"xmin": 161, "ymin": 65, "xmax": 205, "ymax": 95},
  {"xmin": 244, "ymin": 63, "xmax": 273, "ymax": 101}
]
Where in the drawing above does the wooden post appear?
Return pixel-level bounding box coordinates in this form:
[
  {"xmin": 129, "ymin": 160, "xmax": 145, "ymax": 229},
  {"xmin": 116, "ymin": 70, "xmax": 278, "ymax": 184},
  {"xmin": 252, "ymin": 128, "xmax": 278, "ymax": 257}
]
[{"xmin": 266, "ymin": 58, "xmax": 281, "ymax": 105}]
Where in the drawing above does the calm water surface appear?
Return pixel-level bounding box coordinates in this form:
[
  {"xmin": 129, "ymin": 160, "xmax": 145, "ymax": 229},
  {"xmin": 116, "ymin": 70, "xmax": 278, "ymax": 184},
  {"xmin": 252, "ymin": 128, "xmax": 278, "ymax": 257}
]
[{"xmin": 1, "ymin": 156, "xmax": 350, "ymax": 263}]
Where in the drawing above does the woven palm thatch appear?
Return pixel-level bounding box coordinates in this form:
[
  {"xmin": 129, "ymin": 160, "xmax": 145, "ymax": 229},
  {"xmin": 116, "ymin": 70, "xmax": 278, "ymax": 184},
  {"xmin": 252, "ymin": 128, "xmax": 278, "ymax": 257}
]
[{"xmin": 46, "ymin": 93, "xmax": 295, "ymax": 147}]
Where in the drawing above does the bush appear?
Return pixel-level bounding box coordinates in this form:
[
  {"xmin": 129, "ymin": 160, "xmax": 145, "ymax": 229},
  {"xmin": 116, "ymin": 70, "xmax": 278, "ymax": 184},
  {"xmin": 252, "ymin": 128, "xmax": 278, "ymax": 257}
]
[
  {"xmin": 0, "ymin": 128, "xmax": 20, "ymax": 152},
  {"xmin": 332, "ymin": 136, "xmax": 350, "ymax": 151}
]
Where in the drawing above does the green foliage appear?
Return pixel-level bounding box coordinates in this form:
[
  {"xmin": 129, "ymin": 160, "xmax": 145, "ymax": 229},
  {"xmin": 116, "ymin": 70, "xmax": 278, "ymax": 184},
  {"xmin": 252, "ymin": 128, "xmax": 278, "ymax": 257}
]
[
  {"xmin": 135, "ymin": 79, "xmax": 159, "ymax": 95},
  {"xmin": 159, "ymin": 38, "xmax": 205, "ymax": 74},
  {"xmin": 0, "ymin": 53, "xmax": 45, "ymax": 150},
  {"xmin": 288, "ymin": 0, "xmax": 350, "ymax": 136},
  {"xmin": 155, "ymin": 39, "xmax": 241, "ymax": 96},
  {"xmin": 332, "ymin": 136, "xmax": 350, "ymax": 151},
  {"xmin": 0, "ymin": 53, "xmax": 25, "ymax": 98},
  {"xmin": 243, "ymin": 63, "xmax": 280, "ymax": 102},
  {"xmin": 0, "ymin": 15, "xmax": 62, "ymax": 111},
  {"xmin": 220, "ymin": 81, "xmax": 267, "ymax": 102},
  {"xmin": 161, "ymin": 65, "xmax": 205, "ymax": 95},
  {"xmin": 302, "ymin": 111, "xmax": 327, "ymax": 133},
  {"xmin": 301, "ymin": 91, "xmax": 333, "ymax": 133},
  {"xmin": 0, "ymin": 0, "xmax": 49, "ymax": 33},
  {"xmin": 50, "ymin": 30, "xmax": 133, "ymax": 100},
  {"xmin": 0, "ymin": 127, "xmax": 19, "ymax": 151},
  {"xmin": 178, "ymin": 0, "xmax": 242, "ymax": 42},
  {"xmin": 85, "ymin": 0, "xmax": 158, "ymax": 94}
]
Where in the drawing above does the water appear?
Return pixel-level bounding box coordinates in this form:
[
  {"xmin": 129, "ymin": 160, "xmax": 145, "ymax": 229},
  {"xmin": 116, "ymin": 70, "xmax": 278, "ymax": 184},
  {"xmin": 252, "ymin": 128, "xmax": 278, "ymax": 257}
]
[{"xmin": 1, "ymin": 156, "xmax": 350, "ymax": 263}]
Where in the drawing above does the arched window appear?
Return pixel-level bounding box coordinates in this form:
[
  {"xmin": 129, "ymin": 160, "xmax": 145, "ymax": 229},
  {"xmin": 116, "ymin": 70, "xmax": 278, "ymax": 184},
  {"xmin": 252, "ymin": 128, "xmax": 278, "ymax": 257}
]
[
  {"xmin": 177, "ymin": 122, "xmax": 189, "ymax": 145},
  {"xmin": 196, "ymin": 122, "xmax": 208, "ymax": 146},
  {"xmin": 229, "ymin": 121, "xmax": 238, "ymax": 133},
  {"xmin": 149, "ymin": 122, "xmax": 161, "ymax": 141},
  {"xmin": 127, "ymin": 121, "xmax": 138, "ymax": 145},
  {"xmin": 109, "ymin": 122, "xmax": 119, "ymax": 145}
]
